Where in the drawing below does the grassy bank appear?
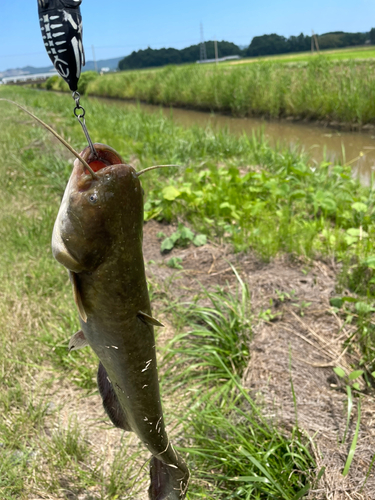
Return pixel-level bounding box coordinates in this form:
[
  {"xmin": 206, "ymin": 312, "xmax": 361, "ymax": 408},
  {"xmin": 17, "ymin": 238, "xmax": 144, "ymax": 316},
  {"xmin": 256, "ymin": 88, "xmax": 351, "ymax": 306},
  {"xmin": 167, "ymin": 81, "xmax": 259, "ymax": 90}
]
[
  {"xmin": 0, "ymin": 86, "xmax": 374, "ymax": 498},
  {"xmin": 43, "ymin": 55, "xmax": 375, "ymax": 126},
  {"xmin": 226, "ymin": 45, "xmax": 375, "ymax": 65},
  {"xmin": 2, "ymin": 87, "xmax": 375, "ymax": 320}
]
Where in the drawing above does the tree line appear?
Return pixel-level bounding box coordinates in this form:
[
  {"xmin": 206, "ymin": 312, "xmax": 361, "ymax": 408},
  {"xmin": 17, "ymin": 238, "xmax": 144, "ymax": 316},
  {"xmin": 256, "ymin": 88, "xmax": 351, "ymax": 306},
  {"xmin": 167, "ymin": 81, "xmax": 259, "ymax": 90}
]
[
  {"xmin": 118, "ymin": 41, "xmax": 240, "ymax": 70},
  {"xmin": 118, "ymin": 30, "xmax": 373, "ymax": 70}
]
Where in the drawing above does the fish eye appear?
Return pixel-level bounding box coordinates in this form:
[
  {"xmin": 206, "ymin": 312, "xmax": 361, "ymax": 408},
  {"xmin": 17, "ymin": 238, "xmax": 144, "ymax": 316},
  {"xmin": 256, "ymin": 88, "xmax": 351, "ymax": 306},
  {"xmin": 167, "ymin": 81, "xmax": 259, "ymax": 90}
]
[{"xmin": 88, "ymin": 192, "xmax": 98, "ymax": 204}]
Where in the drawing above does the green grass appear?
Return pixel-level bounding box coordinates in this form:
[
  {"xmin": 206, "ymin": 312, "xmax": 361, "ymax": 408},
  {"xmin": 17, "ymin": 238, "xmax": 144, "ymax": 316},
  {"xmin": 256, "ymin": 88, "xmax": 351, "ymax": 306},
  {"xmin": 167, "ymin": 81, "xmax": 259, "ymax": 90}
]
[
  {"xmin": 42, "ymin": 51, "xmax": 375, "ymax": 125},
  {"xmin": 162, "ymin": 277, "xmax": 315, "ymax": 498},
  {"xmin": 223, "ymin": 45, "xmax": 375, "ymax": 65},
  {"xmin": 0, "ymin": 85, "xmax": 374, "ymax": 497}
]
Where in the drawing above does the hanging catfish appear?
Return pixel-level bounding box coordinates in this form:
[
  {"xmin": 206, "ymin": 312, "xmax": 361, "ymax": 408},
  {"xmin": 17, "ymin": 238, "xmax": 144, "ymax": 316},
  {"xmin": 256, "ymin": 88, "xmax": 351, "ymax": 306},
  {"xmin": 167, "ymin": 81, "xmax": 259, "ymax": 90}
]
[{"xmin": 37, "ymin": 0, "xmax": 85, "ymax": 92}]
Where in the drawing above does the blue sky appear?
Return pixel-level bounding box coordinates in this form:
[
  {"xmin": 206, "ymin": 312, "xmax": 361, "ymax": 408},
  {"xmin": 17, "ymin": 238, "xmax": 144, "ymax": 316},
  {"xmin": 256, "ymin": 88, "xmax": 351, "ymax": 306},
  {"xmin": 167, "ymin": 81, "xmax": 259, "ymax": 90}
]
[{"xmin": 1, "ymin": 0, "xmax": 375, "ymax": 71}]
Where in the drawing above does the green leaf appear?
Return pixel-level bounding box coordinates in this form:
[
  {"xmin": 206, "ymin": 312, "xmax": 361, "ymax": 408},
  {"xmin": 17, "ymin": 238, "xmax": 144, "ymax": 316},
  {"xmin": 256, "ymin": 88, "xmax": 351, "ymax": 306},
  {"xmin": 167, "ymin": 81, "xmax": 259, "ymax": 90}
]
[
  {"xmin": 330, "ymin": 297, "xmax": 343, "ymax": 308},
  {"xmin": 348, "ymin": 370, "xmax": 364, "ymax": 381},
  {"xmin": 193, "ymin": 234, "xmax": 207, "ymax": 246},
  {"xmin": 179, "ymin": 225, "xmax": 194, "ymax": 241},
  {"xmin": 346, "ymin": 227, "xmax": 368, "ymax": 238},
  {"xmin": 342, "ymin": 400, "xmax": 361, "ymax": 476},
  {"xmin": 355, "ymin": 301, "xmax": 375, "ymax": 314},
  {"xmin": 219, "ymin": 202, "xmax": 235, "ymax": 210},
  {"xmin": 239, "ymin": 447, "xmax": 284, "ymax": 496},
  {"xmin": 352, "ymin": 382, "xmax": 360, "ymax": 390},
  {"xmin": 162, "ymin": 186, "xmax": 181, "ymax": 201},
  {"xmin": 342, "ymin": 296, "xmax": 358, "ymax": 303},
  {"xmin": 343, "ymin": 386, "xmax": 353, "ymax": 444},
  {"xmin": 364, "ymin": 256, "xmax": 375, "ymax": 269},
  {"xmin": 352, "ymin": 202, "xmax": 367, "ymax": 213},
  {"xmin": 161, "ymin": 237, "xmax": 175, "ymax": 253},
  {"xmin": 230, "ymin": 476, "xmax": 270, "ymax": 483},
  {"xmin": 345, "ymin": 235, "xmax": 358, "ymax": 246},
  {"xmin": 333, "ymin": 367, "xmax": 346, "ymax": 378},
  {"xmin": 170, "ymin": 231, "xmax": 181, "ymax": 244},
  {"xmin": 292, "ymin": 482, "xmax": 311, "ymax": 500},
  {"xmin": 167, "ymin": 257, "xmax": 183, "ymax": 269}
]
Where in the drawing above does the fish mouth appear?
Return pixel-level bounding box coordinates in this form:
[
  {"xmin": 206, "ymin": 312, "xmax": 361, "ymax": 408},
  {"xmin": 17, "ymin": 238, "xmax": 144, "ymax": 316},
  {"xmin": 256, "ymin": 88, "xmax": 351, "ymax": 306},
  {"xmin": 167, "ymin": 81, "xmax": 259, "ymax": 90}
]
[
  {"xmin": 80, "ymin": 143, "xmax": 125, "ymax": 174},
  {"xmin": 52, "ymin": 144, "xmax": 125, "ymax": 272}
]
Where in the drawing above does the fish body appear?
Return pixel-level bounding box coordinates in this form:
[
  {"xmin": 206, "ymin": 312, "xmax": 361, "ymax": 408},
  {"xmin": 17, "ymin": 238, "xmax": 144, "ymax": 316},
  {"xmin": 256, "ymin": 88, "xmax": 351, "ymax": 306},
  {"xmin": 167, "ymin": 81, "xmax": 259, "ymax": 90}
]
[{"xmin": 52, "ymin": 144, "xmax": 189, "ymax": 499}]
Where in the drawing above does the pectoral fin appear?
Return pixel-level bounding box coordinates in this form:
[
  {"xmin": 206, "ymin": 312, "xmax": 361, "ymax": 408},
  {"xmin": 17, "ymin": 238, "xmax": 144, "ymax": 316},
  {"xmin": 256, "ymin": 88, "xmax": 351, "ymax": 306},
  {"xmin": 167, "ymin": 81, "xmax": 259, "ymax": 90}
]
[
  {"xmin": 68, "ymin": 330, "xmax": 88, "ymax": 351},
  {"xmin": 137, "ymin": 311, "xmax": 164, "ymax": 327},
  {"xmin": 69, "ymin": 271, "xmax": 87, "ymax": 323}
]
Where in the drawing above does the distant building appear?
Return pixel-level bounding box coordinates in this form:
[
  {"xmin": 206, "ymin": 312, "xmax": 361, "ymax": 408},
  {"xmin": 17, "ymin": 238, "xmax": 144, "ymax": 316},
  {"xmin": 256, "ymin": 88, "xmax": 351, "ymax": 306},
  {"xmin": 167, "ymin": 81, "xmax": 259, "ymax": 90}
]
[
  {"xmin": 1, "ymin": 71, "xmax": 58, "ymax": 85},
  {"xmin": 196, "ymin": 55, "xmax": 240, "ymax": 64}
]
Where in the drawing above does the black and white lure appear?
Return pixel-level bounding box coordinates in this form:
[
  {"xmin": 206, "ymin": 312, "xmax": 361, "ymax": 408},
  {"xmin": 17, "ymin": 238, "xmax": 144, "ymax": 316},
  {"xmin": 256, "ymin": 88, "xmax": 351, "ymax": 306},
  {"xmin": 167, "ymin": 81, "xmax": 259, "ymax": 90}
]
[
  {"xmin": 37, "ymin": 0, "xmax": 85, "ymax": 92},
  {"xmin": 37, "ymin": 0, "xmax": 97, "ymax": 157}
]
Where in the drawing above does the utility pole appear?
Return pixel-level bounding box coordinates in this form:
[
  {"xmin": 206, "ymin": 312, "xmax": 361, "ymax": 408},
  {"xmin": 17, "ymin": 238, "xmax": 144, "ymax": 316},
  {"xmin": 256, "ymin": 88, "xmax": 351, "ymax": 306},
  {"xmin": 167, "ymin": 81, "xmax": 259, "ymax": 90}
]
[
  {"xmin": 312, "ymin": 30, "xmax": 320, "ymax": 53},
  {"xmin": 92, "ymin": 44, "xmax": 98, "ymax": 72},
  {"xmin": 214, "ymin": 37, "xmax": 218, "ymax": 64},
  {"xmin": 200, "ymin": 23, "xmax": 207, "ymax": 62}
]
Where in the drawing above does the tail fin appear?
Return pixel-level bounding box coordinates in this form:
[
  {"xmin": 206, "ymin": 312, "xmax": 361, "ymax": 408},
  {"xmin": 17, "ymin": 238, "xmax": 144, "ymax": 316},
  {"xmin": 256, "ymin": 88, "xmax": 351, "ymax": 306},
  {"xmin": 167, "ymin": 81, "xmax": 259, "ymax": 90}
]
[
  {"xmin": 97, "ymin": 362, "xmax": 132, "ymax": 432},
  {"xmin": 148, "ymin": 456, "xmax": 189, "ymax": 500}
]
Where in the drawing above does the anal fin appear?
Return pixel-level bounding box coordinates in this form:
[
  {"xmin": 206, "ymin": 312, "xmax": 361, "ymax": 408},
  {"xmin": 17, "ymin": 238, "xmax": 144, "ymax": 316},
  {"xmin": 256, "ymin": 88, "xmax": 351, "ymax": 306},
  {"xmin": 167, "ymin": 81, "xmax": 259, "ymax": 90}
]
[{"xmin": 97, "ymin": 362, "xmax": 132, "ymax": 432}]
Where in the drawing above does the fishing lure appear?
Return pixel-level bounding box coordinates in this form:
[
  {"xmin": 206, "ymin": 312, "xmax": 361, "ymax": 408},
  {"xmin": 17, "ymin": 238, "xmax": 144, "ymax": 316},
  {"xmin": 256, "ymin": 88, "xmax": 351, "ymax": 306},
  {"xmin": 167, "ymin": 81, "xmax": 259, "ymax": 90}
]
[
  {"xmin": 37, "ymin": 0, "xmax": 97, "ymax": 158},
  {"xmin": 37, "ymin": 0, "xmax": 85, "ymax": 93}
]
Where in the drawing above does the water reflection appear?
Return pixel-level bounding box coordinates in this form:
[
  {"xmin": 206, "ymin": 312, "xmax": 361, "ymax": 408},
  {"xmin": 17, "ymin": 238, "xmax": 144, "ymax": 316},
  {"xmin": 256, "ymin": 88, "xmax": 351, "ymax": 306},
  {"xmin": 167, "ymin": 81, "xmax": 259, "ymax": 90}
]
[{"xmin": 93, "ymin": 97, "xmax": 375, "ymax": 185}]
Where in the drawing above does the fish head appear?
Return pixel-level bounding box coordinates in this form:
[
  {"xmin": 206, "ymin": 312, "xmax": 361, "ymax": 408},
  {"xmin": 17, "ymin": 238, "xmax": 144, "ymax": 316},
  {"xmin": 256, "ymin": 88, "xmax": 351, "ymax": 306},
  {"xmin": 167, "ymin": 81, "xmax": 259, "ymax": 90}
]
[{"xmin": 52, "ymin": 143, "xmax": 144, "ymax": 272}]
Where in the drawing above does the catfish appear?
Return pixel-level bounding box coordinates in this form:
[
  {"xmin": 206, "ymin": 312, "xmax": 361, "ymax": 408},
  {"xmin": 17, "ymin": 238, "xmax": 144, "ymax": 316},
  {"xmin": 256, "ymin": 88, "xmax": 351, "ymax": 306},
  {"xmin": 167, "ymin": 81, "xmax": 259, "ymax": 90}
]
[
  {"xmin": 52, "ymin": 143, "xmax": 190, "ymax": 499},
  {"xmin": 0, "ymin": 98, "xmax": 189, "ymax": 498}
]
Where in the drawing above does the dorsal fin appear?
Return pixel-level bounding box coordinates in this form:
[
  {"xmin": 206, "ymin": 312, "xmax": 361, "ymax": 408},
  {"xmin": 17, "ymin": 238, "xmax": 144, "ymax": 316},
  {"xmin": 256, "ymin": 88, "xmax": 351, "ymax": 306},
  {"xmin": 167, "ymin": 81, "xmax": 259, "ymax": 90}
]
[
  {"xmin": 68, "ymin": 330, "xmax": 89, "ymax": 351},
  {"xmin": 137, "ymin": 311, "xmax": 164, "ymax": 327},
  {"xmin": 69, "ymin": 271, "xmax": 87, "ymax": 323}
]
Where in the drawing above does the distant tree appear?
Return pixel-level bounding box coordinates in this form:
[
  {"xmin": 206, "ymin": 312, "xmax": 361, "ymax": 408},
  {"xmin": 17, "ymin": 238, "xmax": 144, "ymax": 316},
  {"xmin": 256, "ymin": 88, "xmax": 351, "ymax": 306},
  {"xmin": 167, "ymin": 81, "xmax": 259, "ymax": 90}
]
[
  {"xmin": 244, "ymin": 30, "xmax": 369, "ymax": 58},
  {"xmin": 287, "ymin": 33, "xmax": 311, "ymax": 53},
  {"xmin": 370, "ymin": 28, "xmax": 375, "ymax": 44},
  {"xmin": 118, "ymin": 41, "xmax": 241, "ymax": 71},
  {"xmin": 246, "ymin": 34, "xmax": 288, "ymax": 57},
  {"xmin": 317, "ymin": 31, "xmax": 367, "ymax": 49}
]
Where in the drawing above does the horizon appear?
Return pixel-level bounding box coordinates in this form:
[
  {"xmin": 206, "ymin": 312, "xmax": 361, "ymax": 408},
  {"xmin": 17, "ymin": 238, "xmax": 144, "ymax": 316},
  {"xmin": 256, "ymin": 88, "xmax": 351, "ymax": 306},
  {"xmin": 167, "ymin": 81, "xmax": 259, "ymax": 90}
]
[{"xmin": 1, "ymin": 0, "xmax": 375, "ymax": 72}]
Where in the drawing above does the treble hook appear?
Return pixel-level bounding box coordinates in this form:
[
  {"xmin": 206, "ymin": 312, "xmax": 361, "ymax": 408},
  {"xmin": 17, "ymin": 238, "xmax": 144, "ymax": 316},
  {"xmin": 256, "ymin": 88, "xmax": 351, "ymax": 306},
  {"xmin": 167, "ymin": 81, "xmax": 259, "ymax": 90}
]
[{"xmin": 72, "ymin": 91, "xmax": 98, "ymax": 159}]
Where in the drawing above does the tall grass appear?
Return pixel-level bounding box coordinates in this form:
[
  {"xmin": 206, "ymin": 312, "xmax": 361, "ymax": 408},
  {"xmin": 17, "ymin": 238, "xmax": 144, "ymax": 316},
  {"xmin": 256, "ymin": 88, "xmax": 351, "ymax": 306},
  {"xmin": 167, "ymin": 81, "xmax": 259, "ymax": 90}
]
[
  {"xmin": 52, "ymin": 57, "xmax": 375, "ymax": 125},
  {"xmin": 162, "ymin": 278, "xmax": 315, "ymax": 498}
]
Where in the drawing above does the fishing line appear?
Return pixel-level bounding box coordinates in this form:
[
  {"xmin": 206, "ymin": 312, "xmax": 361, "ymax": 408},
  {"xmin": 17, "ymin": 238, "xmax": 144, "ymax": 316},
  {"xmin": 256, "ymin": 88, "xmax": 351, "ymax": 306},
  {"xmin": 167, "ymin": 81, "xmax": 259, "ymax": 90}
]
[{"xmin": 0, "ymin": 98, "xmax": 98, "ymax": 179}]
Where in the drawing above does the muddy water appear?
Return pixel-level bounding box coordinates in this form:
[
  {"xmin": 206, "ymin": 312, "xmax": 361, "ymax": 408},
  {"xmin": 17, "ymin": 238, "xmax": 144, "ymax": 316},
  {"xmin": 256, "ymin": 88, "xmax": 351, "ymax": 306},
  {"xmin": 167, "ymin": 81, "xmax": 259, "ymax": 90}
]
[{"xmin": 94, "ymin": 97, "xmax": 375, "ymax": 185}]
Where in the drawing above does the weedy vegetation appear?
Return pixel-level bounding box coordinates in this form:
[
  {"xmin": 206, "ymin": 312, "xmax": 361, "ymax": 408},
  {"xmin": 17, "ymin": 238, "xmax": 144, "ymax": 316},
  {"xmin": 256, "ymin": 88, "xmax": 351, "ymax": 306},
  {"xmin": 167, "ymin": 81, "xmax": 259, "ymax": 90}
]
[
  {"xmin": 0, "ymin": 86, "xmax": 374, "ymax": 498},
  {"xmin": 45, "ymin": 53, "xmax": 375, "ymax": 126}
]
